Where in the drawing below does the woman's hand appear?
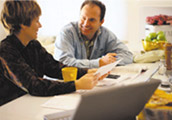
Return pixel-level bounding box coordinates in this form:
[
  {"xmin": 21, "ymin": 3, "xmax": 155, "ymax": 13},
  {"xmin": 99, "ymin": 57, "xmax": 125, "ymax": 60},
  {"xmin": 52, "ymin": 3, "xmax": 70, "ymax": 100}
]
[
  {"xmin": 87, "ymin": 68, "xmax": 97, "ymax": 73},
  {"xmin": 98, "ymin": 71, "xmax": 110, "ymax": 81},
  {"xmin": 75, "ymin": 73, "xmax": 99, "ymax": 90},
  {"xmin": 87, "ymin": 69, "xmax": 110, "ymax": 81}
]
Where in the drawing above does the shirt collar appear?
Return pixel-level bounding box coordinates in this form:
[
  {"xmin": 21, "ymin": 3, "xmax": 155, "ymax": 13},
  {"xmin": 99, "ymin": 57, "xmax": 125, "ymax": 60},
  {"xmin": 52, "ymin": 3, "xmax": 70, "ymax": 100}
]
[
  {"xmin": 10, "ymin": 34, "xmax": 25, "ymax": 48},
  {"xmin": 7, "ymin": 34, "xmax": 29, "ymax": 52}
]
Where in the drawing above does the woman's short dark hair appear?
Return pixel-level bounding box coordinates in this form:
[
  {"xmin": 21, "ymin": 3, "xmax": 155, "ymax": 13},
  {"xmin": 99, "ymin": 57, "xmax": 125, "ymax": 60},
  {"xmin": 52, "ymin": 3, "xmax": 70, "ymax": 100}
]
[
  {"xmin": 1, "ymin": 0, "xmax": 41, "ymax": 34},
  {"xmin": 80, "ymin": 0, "xmax": 106, "ymax": 21}
]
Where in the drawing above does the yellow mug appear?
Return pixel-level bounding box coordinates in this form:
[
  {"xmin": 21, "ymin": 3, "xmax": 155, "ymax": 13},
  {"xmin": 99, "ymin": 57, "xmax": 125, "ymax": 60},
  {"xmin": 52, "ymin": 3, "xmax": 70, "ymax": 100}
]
[{"xmin": 62, "ymin": 67, "xmax": 78, "ymax": 82}]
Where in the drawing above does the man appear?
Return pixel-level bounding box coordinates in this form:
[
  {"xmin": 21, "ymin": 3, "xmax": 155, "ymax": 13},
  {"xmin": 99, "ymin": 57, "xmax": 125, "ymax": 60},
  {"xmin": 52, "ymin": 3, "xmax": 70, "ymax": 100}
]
[
  {"xmin": 0, "ymin": 0, "xmax": 99, "ymax": 106},
  {"xmin": 54, "ymin": 0, "xmax": 133, "ymax": 69}
]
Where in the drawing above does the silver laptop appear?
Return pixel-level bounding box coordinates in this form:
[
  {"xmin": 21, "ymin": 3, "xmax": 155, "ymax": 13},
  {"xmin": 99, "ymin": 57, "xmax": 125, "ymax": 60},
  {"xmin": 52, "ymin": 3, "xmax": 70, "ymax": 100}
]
[{"xmin": 44, "ymin": 79, "xmax": 161, "ymax": 120}]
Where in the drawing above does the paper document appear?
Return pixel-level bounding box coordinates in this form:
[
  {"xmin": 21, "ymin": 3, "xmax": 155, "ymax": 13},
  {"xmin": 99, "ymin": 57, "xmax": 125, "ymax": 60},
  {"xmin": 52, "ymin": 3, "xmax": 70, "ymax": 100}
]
[
  {"xmin": 97, "ymin": 76, "xmax": 130, "ymax": 87},
  {"xmin": 135, "ymin": 63, "xmax": 161, "ymax": 82},
  {"xmin": 121, "ymin": 63, "xmax": 161, "ymax": 85},
  {"xmin": 111, "ymin": 65, "xmax": 147, "ymax": 75},
  {"xmin": 95, "ymin": 59, "xmax": 122, "ymax": 76},
  {"xmin": 96, "ymin": 63, "xmax": 160, "ymax": 87},
  {"xmin": 44, "ymin": 110, "xmax": 74, "ymax": 120},
  {"xmin": 41, "ymin": 94, "xmax": 81, "ymax": 110}
]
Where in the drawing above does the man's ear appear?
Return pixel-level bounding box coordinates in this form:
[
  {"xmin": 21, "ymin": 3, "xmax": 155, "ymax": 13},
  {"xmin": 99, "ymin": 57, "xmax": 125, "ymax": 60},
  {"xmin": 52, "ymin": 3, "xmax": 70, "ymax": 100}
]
[{"xmin": 100, "ymin": 19, "xmax": 104, "ymax": 25}]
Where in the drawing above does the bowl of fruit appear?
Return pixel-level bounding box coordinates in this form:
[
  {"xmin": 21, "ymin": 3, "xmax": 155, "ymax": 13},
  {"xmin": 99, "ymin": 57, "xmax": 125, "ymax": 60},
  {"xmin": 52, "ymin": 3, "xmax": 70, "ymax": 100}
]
[{"xmin": 142, "ymin": 31, "xmax": 167, "ymax": 51}]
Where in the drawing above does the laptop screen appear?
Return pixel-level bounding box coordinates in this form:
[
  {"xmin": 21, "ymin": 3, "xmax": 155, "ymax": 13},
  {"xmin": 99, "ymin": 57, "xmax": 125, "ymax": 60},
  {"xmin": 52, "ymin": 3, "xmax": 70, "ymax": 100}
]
[{"xmin": 72, "ymin": 79, "xmax": 161, "ymax": 120}]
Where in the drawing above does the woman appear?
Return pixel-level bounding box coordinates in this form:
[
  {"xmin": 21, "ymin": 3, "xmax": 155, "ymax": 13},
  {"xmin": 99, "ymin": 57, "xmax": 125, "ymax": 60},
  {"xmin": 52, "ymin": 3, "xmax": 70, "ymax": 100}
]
[{"xmin": 0, "ymin": 0, "xmax": 98, "ymax": 106}]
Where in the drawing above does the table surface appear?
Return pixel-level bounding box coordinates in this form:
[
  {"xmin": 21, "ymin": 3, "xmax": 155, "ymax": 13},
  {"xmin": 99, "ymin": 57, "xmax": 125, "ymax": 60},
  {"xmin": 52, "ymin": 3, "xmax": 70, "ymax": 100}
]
[
  {"xmin": 0, "ymin": 62, "xmax": 171, "ymax": 120},
  {"xmin": 0, "ymin": 94, "xmax": 62, "ymax": 120}
]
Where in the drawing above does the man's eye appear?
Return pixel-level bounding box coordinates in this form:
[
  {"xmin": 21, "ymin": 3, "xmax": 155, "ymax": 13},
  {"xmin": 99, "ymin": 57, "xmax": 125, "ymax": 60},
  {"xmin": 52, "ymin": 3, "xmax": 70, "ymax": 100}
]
[{"xmin": 90, "ymin": 19, "xmax": 95, "ymax": 22}]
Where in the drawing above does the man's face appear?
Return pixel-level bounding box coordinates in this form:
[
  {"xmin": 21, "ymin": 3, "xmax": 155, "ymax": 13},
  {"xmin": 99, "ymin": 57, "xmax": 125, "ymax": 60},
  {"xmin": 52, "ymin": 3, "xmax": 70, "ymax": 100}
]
[{"xmin": 79, "ymin": 4, "xmax": 104, "ymax": 40}]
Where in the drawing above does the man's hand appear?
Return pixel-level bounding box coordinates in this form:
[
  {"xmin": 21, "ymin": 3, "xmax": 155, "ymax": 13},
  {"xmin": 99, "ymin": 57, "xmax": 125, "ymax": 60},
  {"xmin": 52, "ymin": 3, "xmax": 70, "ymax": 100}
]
[{"xmin": 99, "ymin": 53, "xmax": 117, "ymax": 67}]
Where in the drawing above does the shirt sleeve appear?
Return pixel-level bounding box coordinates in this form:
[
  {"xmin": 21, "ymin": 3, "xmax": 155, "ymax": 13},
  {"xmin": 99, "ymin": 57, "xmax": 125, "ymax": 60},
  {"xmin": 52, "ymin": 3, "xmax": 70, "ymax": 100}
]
[
  {"xmin": 54, "ymin": 28, "xmax": 100, "ymax": 69},
  {"xmin": 0, "ymin": 44, "xmax": 77, "ymax": 96},
  {"xmin": 105, "ymin": 30, "xmax": 133, "ymax": 65}
]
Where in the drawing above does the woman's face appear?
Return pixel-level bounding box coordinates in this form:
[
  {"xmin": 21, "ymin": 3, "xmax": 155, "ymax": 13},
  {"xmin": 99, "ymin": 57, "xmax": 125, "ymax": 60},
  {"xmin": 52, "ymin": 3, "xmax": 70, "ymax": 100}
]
[{"xmin": 22, "ymin": 16, "xmax": 42, "ymax": 40}]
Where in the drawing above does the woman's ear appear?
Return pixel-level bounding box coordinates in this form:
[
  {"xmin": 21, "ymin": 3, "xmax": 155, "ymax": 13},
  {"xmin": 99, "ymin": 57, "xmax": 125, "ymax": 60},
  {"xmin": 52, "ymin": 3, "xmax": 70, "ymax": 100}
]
[{"xmin": 20, "ymin": 24, "xmax": 26, "ymax": 30}]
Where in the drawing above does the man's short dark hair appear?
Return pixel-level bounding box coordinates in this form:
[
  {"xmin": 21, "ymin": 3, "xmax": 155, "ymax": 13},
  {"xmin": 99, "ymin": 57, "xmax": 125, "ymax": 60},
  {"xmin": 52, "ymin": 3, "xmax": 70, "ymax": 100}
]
[{"xmin": 80, "ymin": 0, "xmax": 106, "ymax": 21}]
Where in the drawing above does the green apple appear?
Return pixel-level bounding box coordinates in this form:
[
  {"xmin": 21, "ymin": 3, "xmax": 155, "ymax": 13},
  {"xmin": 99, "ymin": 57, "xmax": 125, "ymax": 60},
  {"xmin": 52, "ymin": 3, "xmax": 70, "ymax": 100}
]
[
  {"xmin": 145, "ymin": 36, "xmax": 151, "ymax": 41},
  {"xmin": 149, "ymin": 32, "xmax": 157, "ymax": 40},
  {"xmin": 157, "ymin": 34, "xmax": 166, "ymax": 41},
  {"xmin": 157, "ymin": 31, "xmax": 164, "ymax": 36},
  {"xmin": 152, "ymin": 39, "xmax": 158, "ymax": 42}
]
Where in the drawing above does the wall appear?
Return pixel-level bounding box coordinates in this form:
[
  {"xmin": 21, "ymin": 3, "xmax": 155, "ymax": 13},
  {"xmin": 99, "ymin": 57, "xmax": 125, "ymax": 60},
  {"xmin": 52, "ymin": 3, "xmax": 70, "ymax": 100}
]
[
  {"xmin": 126, "ymin": 0, "xmax": 140, "ymax": 51},
  {"xmin": 0, "ymin": 0, "xmax": 7, "ymax": 41},
  {"xmin": 38, "ymin": 0, "xmax": 128, "ymax": 42}
]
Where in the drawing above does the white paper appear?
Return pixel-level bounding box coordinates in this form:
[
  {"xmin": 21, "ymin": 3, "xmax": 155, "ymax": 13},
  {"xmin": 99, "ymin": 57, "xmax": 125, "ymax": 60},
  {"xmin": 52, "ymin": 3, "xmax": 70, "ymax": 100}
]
[
  {"xmin": 41, "ymin": 94, "xmax": 81, "ymax": 110},
  {"xmin": 120, "ymin": 63, "xmax": 161, "ymax": 85},
  {"xmin": 44, "ymin": 110, "xmax": 74, "ymax": 120},
  {"xmin": 97, "ymin": 76, "xmax": 130, "ymax": 87},
  {"xmin": 94, "ymin": 59, "xmax": 122, "ymax": 76},
  {"xmin": 111, "ymin": 65, "xmax": 147, "ymax": 75},
  {"xmin": 96, "ymin": 63, "xmax": 161, "ymax": 87}
]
